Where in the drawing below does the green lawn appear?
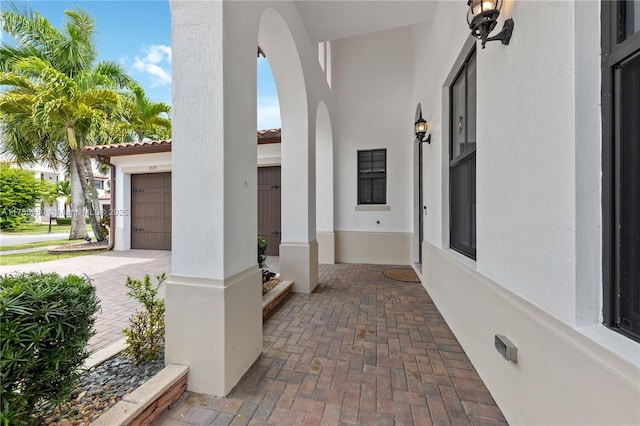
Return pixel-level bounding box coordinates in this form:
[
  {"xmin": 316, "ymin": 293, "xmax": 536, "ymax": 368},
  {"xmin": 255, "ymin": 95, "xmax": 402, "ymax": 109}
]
[
  {"xmin": 0, "ymin": 239, "xmax": 76, "ymax": 252},
  {"xmin": 0, "ymin": 223, "xmax": 92, "ymax": 235},
  {"xmin": 0, "ymin": 249, "xmax": 101, "ymax": 266}
]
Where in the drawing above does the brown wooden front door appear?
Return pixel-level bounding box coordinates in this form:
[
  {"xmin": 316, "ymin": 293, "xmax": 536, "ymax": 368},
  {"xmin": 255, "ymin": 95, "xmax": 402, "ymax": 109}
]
[
  {"xmin": 131, "ymin": 173, "xmax": 171, "ymax": 250},
  {"xmin": 258, "ymin": 167, "xmax": 281, "ymax": 256}
]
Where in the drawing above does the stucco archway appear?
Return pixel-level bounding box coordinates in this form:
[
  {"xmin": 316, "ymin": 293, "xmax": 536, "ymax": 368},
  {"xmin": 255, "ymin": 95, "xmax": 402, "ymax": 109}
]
[
  {"xmin": 315, "ymin": 100, "xmax": 335, "ymax": 264},
  {"xmin": 258, "ymin": 8, "xmax": 318, "ymax": 293}
]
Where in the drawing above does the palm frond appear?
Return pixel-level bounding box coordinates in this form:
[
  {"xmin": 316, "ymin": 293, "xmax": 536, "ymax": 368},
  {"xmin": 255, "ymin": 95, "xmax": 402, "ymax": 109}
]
[{"xmin": 95, "ymin": 60, "xmax": 136, "ymax": 89}]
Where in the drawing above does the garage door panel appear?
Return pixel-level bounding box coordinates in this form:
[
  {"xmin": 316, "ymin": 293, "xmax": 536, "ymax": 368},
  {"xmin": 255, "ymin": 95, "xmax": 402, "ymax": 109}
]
[
  {"xmin": 133, "ymin": 174, "xmax": 165, "ymax": 188},
  {"xmin": 258, "ymin": 167, "xmax": 281, "ymax": 256},
  {"xmin": 133, "ymin": 232, "xmax": 171, "ymax": 250},
  {"xmin": 133, "ymin": 191, "xmax": 165, "ymax": 204},
  {"xmin": 133, "ymin": 218, "xmax": 166, "ymax": 232},
  {"xmin": 134, "ymin": 202, "xmax": 167, "ymax": 218},
  {"xmin": 132, "ymin": 173, "xmax": 171, "ymax": 250}
]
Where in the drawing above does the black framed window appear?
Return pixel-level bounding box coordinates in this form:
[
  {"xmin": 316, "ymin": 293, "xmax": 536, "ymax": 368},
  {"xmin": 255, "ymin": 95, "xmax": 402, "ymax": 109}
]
[
  {"xmin": 358, "ymin": 149, "xmax": 386, "ymax": 204},
  {"xmin": 449, "ymin": 48, "xmax": 476, "ymax": 259},
  {"xmin": 602, "ymin": 0, "xmax": 640, "ymax": 343}
]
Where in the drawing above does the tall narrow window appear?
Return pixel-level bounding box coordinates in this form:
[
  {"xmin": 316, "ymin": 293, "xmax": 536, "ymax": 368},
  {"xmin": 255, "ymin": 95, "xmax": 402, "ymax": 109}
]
[
  {"xmin": 602, "ymin": 0, "xmax": 640, "ymax": 342},
  {"xmin": 358, "ymin": 149, "xmax": 386, "ymax": 204},
  {"xmin": 449, "ymin": 48, "xmax": 477, "ymax": 259}
]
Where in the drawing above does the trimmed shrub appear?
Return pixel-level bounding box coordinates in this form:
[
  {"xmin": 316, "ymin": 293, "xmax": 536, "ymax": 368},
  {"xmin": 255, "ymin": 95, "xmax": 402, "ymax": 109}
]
[
  {"xmin": 0, "ymin": 272, "xmax": 100, "ymax": 425},
  {"xmin": 0, "ymin": 164, "xmax": 47, "ymax": 230},
  {"xmin": 55, "ymin": 217, "xmax": 90, "ymax": 225},
  {"xmin": 123, "ymin": 273, "xmax": 166, "ymax": 364}
]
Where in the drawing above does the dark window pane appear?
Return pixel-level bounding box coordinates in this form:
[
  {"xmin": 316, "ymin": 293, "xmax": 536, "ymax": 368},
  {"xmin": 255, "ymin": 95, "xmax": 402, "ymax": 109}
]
[
  {"xmin": 358, "ymin": 149, "xmax": 386, "ymax": 204},
  {"xmin": 372, "ymin": 177, "xmax": 386, "ymax": 204},
  {"xmin": 617, "ymin": 51, "xmax": 640, "ymax": 337},
  {"xmin": 467, "ymin": 54, "xmax": 477, "ymax": 147},
  {"xmin": 450, "ymin": 49, "xmax": 476, "ymax": 260},
  {"xmin": 450, "ymin": 155, "xmax": 476, "ymax": 258},
  {"xmin": 359, "ymin": 179, "xmax": 372, "ymax": 203},
  {"xmin": 451, "ymin": 70, "xmax": 466, "ymax": 159},
  {"xmin": 619, "ymin": 0, "xmax": 640, "ymax": 42}
]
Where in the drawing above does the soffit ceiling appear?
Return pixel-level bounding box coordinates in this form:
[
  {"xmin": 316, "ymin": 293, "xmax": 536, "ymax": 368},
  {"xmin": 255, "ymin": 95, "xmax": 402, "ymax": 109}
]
[{"xmin": 294, "ymin": 0, "xmax": 437, "ymax": 43}]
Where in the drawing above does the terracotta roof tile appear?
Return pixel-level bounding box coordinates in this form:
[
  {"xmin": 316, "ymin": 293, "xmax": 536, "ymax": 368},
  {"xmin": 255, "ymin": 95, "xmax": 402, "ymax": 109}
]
[{"xmin": 84, "ymin": 140, "xmax": 171, "ymax": 152}]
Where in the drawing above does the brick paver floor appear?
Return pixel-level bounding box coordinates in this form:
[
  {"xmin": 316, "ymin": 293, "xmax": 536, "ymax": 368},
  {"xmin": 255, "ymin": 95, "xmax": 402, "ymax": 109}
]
[
  {"xmin": 156, "ymin": 263, "xmax": 507, "ymax": 426},
  {"xmin": 0, "ymin": 249, "xmax": 170, "ymax": 351}
]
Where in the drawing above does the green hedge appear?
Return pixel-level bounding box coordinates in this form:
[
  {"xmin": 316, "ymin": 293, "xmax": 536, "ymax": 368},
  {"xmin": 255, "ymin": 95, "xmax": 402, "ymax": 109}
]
[
  {"xmin": 0, "ymin": 273, "xmax": 100, "ymax": 425},
  {"xmin": 55, "ymin": 217, "xmax": 90, "ymax": 225}
]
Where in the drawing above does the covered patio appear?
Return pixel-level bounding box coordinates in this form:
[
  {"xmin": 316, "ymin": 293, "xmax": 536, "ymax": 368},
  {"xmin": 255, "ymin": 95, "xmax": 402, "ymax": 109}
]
[{"xmin": 157, "ymin": 264, "xmax": 505, "ymax": 425}]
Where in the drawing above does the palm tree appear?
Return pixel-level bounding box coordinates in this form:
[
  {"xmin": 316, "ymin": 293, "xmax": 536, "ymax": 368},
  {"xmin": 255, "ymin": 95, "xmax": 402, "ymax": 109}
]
[
  {"xmin": 0, "ymin": 58, "xmax": 124, "ymax": 241},
  {"xmin": 122, "ymin": 84, "xmax": 171, "ymax": 141},
  {"xmin": 56, "ymin": 180, "xmax": 71, "ymax": 217},
  {"xmin": 0, "ymin": 4, "xmax": 133, "ymax": 241}
]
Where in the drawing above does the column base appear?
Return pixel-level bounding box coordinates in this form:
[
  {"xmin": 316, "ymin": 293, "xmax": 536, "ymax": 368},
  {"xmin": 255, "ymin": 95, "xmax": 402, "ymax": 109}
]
[
  {"xmin": 165, "ymin": 266, "xmax": 262, "ymax": 395},
  {"xmin": 317, "ymin": 232, "xmax": 335, "ymax": 264},
  {"xmin": 280, "ymin": 240, "xmax": 318, "ymax": 293}
]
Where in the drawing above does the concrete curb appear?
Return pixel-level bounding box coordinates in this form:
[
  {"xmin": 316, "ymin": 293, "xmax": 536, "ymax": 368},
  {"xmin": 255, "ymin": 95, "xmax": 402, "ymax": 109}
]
[
  {"xmin": 88, "ymin": 280, "xmax": 291, "ymax": 425},
  {"xmin": 262, "ymin": 280, "xmax": 293, "ymax": 318},
  {"xmin": 91, "ymin": 364, "xmax": 188, "ymax": 426},
  {"xmin": 84, "ymin": 338, "xmax": 128, "ymax": 370}
]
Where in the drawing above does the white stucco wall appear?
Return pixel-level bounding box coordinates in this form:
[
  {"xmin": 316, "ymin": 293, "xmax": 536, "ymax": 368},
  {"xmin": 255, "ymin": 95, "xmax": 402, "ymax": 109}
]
[
  {"xmin": 411, "ymin": 1, "xmax": 639, "ymax": 424},
  {"xmin": 257, "ymin": 143, "xmax": 281, "ymax": 167},
  {"xmin": 332, "ymin": 25, "xmax": 417, "ymax": 236}
]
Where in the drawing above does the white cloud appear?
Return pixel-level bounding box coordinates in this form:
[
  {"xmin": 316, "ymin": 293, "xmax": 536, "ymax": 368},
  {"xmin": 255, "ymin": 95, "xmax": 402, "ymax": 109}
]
[
  {"xmin": 132, "ymin": 44, "xmax": 172, "ymax": 87},
  {"xmin": 257, "ymin": 96, "xmax": 281, "ymax": 130}
]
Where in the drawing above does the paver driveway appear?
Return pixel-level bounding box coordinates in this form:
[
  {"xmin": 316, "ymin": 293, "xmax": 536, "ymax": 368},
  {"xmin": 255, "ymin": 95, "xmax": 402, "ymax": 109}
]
[
  {"xmin": 0, "ymin": 249, "xmax": 170, "ymax": 351},
  {"xmin": 156, "ymin": 263, "xmax": 506, "ymax": 426}
]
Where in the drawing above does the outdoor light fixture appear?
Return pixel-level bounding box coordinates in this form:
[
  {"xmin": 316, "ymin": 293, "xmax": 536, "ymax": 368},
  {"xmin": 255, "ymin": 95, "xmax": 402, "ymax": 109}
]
[
  {"xmin": 415, "ymin": 112, "xmax": 431, "ymax": 144},
  {"xmin": 467, "ymin": 0, "xmax": 514, "ymax": 49}
]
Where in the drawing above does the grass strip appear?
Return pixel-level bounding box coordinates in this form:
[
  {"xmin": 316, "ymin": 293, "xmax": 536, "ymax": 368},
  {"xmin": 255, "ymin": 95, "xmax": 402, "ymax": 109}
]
[
  {"xmin": 0, "ymin": 250, "xmax": 101, "ymax": 266},
  {"xmin": 0, "ymin": 239, "xmax": 75, "ymax": 252}
]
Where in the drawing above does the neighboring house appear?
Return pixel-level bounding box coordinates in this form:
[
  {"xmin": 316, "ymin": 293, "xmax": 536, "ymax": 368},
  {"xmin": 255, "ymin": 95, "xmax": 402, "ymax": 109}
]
[{"xmin": 91, "ymin": 1, "xmax": 640, "ymax": 424}]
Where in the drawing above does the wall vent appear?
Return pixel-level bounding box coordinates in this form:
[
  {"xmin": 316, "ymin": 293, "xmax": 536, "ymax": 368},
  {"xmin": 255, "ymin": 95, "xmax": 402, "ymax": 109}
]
[{"xmin": 495, "ymin": 334, "xmax": 518, "ymax": 362}]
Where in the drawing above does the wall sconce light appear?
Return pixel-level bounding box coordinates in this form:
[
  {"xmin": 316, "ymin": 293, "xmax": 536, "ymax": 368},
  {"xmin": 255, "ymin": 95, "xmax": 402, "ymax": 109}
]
[
  {"xmin": 467, "ymin": 0, "xmax": 514, "ymax": 49},
  {"xmin": 415, "ymin": 112, "xmax": 431, "ymax": 144}
]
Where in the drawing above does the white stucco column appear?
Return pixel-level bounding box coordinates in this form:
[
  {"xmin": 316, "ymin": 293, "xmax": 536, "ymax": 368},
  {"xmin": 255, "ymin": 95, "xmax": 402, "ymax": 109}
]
[
  {"xmin": 315, "ymin": 101, "xmax": 335, "ymax": 264},
  {"xmin": 280, "ymin": 124, "xmax": 318, "ymax": 293},
  {"xmin": 259, "ymin": 8, "xmax": 318, "ymax": 293},
  {"xmin": 167, "ymin": 1, "xmax": 262, "ymax": 396}
]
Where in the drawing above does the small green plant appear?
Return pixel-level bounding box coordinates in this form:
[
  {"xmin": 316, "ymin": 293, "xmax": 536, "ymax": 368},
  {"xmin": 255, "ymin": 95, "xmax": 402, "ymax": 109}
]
[
  {"xmin": 0, "ymin": 272, "xmax": 100, "ymax": 425},
  {"xmin": 258, "ymin": 237, "xmax": 267, "ymax": 269},
  {"xmin": 122, "ymin": 273, "xmax": 166, "ymax": 364},
  {"xmin": 99, "ymin": 213, "xmax": 110, "ymax": 237}
]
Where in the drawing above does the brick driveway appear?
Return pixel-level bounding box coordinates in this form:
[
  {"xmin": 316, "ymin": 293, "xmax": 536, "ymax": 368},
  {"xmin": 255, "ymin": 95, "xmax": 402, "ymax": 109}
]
[
  {"xmin": 0, "ymin": 249, "xmax": 170, "ymax": 351},
  {"xmin": 157, "ymin": 263, "xmax": 506, "ymax": 426}
]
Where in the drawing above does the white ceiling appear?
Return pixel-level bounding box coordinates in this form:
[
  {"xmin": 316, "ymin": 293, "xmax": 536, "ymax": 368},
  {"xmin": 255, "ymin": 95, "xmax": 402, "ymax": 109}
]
[{"xmin": 295, "ymin": 0, "xmax": 438, "ymax": 43}]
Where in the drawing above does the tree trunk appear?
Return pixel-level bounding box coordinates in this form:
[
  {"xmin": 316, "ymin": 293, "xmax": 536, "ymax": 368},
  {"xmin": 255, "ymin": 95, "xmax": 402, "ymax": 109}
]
[
  {"xmin": 68, "ymin": 153, "xmax": 89, "ymax": 240},
  {"xmin": 71, "ymin": 149, "xmax": 104, "ymax": 242},
  {"xmin": 83, "ymin": 152, "xmax": 102, "ymax": 221}
]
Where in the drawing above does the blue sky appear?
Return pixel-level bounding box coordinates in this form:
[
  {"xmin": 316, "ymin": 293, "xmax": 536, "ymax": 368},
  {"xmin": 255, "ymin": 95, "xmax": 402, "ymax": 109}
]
[{"xmin": 4, "ymin": 1, "xmax": 281, "ymax": 130}]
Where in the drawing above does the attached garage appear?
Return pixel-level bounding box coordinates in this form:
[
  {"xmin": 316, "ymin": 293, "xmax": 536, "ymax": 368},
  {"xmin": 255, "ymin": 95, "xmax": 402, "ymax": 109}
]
[
  {"xmin": 131, "ymin": 173, "xmax": 171, "ymax": 250},
  {"xmin": 84, "ymin": 132, "xmax": 283, "ymax": 253},
  {"xmin": 258, "ymin": 166, "xmax": 281, "ymax": 256},
  {"xmin": 83, "ymin": 140, "xmax": 173, "ymax": 252}
]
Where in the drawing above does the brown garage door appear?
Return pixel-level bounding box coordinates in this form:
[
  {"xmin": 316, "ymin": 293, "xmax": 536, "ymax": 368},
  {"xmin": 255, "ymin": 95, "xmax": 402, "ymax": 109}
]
[
  {"xmin": 258, "ymin": 167, "xmax": 281, "ymax": 256},
  {"xmin": 131, "ymin": 173, "xmax": 171, "ymax": 250}
]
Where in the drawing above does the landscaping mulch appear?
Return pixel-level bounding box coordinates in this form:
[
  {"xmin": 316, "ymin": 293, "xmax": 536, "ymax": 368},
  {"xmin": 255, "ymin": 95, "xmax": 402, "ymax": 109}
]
[
  {"xmin": 33, "ymin": 348, "xmax": 164, "ymax": 425},
  {"xmin": 262, "ymin": 276, "xmax": 281, "ymax": 295}
]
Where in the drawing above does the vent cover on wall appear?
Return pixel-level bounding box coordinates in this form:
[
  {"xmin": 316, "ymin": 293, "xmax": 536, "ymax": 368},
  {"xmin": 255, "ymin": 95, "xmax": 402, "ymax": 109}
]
[{"xmin": 495, "ymin": 334, "xmax": 518, "ymax": 362}]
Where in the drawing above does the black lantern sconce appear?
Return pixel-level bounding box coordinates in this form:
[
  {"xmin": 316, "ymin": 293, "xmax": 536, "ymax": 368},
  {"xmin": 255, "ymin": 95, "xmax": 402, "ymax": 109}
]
[
  {"xmin": 467, "ymin": 0, "xmax": 514, "ymax": 49},
  {"xmin": 415, "ymin": 112, "xmax": 431, "ymax": 144}
]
